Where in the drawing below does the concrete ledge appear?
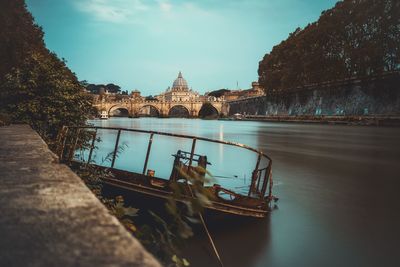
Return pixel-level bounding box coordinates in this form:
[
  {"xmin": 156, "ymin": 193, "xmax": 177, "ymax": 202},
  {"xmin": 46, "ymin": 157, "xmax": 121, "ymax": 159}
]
[{"xmin": 0, "ymin": 125, "xmax": 161, "ymax": 267}]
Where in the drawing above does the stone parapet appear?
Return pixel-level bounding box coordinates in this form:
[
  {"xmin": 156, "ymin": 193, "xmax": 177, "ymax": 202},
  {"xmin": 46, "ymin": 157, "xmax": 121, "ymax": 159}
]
[{"xmin": 0, "ymin": 125, "xmax": 161, "ymax": 267}]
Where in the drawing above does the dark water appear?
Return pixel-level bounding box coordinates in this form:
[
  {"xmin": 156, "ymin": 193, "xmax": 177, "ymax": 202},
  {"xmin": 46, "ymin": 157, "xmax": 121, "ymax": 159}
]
[{"xmin": 89, "ymin": 118, "xmax": 400, "ymax": 267}]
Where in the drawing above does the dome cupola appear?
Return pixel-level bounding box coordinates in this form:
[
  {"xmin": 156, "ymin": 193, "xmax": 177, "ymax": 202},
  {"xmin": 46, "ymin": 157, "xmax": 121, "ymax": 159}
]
[{"xmin": 172, "ymin": 71, "xmax": 189, "ymax": 91}]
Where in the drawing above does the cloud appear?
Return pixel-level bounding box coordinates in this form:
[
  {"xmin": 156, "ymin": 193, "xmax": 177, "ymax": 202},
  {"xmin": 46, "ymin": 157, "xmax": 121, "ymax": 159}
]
[
  {"xmin": 158, "ymin": 0, "xmax": 172, "ymax": 13},
  {"xmin": 74, "ymin": 0, "xmax": 218, "ymax": 24},
  {"xmin": 72, "ymin": 0, "xmax": 221, "ymax": 37},
  {"xmin": 74, "ymin": 0, "xmax": 149, "ymax": 23}
]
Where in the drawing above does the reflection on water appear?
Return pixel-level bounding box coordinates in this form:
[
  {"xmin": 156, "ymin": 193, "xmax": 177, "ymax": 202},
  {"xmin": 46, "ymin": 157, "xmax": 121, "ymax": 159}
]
[
  {"xmin": 89, "ymin": 118, "xmax": 400, "ymax": 267},
  {"xmin": 87, "ymin": 118, "xmax": 262, "ymax": 195}
]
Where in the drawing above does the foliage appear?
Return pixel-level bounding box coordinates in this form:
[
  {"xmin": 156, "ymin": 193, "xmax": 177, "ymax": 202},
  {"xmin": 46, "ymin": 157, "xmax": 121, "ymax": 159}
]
[
  {"xmin": 207, "ymin": 89, "xmax": 230, "ymax": 98},
  {"xmin": 1, "ymin": 52, "xmax": 94, "ymax": 140},
  {"xmin": 258, "ymin": 0, "xmax": 400, "ymax": 92},
  {"xmin": 145, "ymin": 95, "xmax": 159, "ymax": 101},
  {"xmin": 70, "ymin": 132, "xmax": 213, "ymax": 267},
  {"xmin": 0, "ymin": 0, "xmax": 43, "ymax": 79},
  {"xmin": 66, "ymin": 136, "xmax": 209, "ymax": 267},
  {"xmin": 0, "ymin": 0, "xmax": 94, "ymax": 141},
  {"xmin": 114, "ymin": 94, "xmax": 130, "ymax": 101},
  {"xmin": 0, "ymin": 113, "xmax": 12, "ymax": 126},
  {"xmin": 86, "ymin": 83, "xmax": 122, "ymax": 94},
  {"xmin": 74, "ymin": 163, "xmax": 140, "ymax": 239},
  {"xmin": 73, "ymin": 140, "xmax": 140, "ymax": 232},
  {"xmin": 136, "ymin": 165, "xmax": 214, "ymax": 266},
  {"xmin": 75, "ymin": 161, "xmax": 193, "ymax": 267}
]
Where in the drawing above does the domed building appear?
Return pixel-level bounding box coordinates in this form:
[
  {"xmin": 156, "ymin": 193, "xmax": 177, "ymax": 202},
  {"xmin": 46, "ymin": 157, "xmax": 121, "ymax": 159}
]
[
  {"xmin": 156, "ymin": 72, "xmax": 200, "ymax": 102},
  {"xmin": 172, "ymin": 71, "xmax": 189, "ymax": 91}
]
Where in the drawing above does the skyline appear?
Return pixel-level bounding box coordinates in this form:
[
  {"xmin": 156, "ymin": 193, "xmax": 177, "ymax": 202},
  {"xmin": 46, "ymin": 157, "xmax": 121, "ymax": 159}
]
[{"xmin": 26, "ymin": 0, "xmax": 338, "ymax": 95}]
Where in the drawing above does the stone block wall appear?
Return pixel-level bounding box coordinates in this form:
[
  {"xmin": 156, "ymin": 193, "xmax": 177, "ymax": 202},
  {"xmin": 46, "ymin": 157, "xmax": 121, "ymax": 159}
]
[{"xmin": 228, "ymin": 73, "xmax": 400, "ymax": 116}]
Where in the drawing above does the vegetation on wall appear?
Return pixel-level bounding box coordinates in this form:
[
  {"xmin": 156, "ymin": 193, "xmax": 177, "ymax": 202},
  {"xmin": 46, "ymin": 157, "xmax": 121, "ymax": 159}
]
[
  {"xmin": 70, "ymin": 139, "xmax": 211, "ymax": 267},
  {"xmin": 207, "ymin": 89, "xmax": 230, "ymax": 98},
  {"xmin": 85, "ymin": 82, "xmax": 125, "ymax": 94},
  {"xmin": 258, "ymin": 0, "xmax": 400, "ymax": 92},
  {"xmin": 0, "ymin": 0, "xmax": 93, "ymax": 140}
]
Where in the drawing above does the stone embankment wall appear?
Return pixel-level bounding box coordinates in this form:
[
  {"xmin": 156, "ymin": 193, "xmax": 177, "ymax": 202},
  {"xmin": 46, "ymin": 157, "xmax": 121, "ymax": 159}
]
[
  {"xmin": 0, "ymin": 125, "xmax": 161, "ymax": 267},
  {"xmin": 228, "ymin": 73, "xmax": 400, "ymax": 117}
]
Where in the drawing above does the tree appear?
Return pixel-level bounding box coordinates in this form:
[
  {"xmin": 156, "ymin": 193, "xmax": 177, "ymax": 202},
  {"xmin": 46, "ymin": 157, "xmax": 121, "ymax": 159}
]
[
  {"xmin": 258, "ymin": 0, "xmax": 400, "ymax": 92},
  {"xmin": 106, "ymin": 83, "xmax": 121, "ymax": 94},
  {"xmin": 0, "ymin": 0, "xmax": 94, "ymax": 140},
  {"xmin": 86, "ymin": 84, "xmax": 103, "ymax": 94},
  {"xmin": 207, "ymin": 89, "xmax": 230, "ymax": 98},
  {"xmin": 85, "ymin": 83, "xmax": 123, "ymax": 94},
  {"xmin": 145, "ymin": 95, "xmax": 158, "ymax": 101},
  {"xmin": 0, "ymin": 0, "xmax": 44, "ymax": 79}
]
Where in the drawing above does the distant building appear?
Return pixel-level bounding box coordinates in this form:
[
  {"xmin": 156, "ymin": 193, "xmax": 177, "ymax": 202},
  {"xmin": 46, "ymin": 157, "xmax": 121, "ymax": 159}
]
[
  {"xmin": 156, "ymin": 72, "xmax": 200, "ymax": 102},
  {"xmin": 223, "ymin": 81, "xmax": 265, "ymax": 101},
  {"xmin": 130, "ymin": 90, "xmax": 144, "ymax": 101}
]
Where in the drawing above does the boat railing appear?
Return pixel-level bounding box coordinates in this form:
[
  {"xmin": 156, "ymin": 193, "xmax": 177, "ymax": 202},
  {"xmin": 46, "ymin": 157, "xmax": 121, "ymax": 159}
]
[{"xmin": 55, "ymin": 125, "xmax": 273, "ymax": 200}]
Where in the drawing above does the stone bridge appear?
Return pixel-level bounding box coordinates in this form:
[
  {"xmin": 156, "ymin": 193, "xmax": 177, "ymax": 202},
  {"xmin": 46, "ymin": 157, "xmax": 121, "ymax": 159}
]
[{"xmin": 95, "ymin": 99, "xmax": 228, "ymax": 118}]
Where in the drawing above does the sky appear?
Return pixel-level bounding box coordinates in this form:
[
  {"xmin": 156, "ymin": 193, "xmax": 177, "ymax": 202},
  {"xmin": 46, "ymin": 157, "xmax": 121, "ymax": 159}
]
[{"xmin": 26, "ymin": 0, "xmax": 338, "ymax": 95}]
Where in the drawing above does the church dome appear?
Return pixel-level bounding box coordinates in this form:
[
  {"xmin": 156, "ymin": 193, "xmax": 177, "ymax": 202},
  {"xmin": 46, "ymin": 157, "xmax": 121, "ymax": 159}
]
[{"xmin": 172, "ymin": 71, "xmax": 189, "ymax": 91}]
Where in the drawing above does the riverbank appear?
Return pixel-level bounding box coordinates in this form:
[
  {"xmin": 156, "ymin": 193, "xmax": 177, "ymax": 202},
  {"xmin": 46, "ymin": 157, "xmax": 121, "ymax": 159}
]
[
  {"xmin": 0, "ymin": 124, "xmax": 160, "ymax": 267},
  {"xmin": 227, "ymin": 72, "xmax": 400, "ymax": 122},
  {"xmin": 220, "ymin": 115, "xmax": 400, "ymax": 126}
]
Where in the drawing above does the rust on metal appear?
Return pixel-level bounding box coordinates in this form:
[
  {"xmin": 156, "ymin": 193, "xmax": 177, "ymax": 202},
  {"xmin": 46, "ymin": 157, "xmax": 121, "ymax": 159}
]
[{"xmin": 86, "ymin": 129, "xmax": 97, "ymax": 165}]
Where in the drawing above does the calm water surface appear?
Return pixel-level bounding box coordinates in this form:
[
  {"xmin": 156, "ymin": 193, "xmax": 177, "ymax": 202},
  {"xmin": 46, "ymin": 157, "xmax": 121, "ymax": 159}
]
[{"xmin": 89, "ymin": 118, "xmax": 400, "ymax": 267}]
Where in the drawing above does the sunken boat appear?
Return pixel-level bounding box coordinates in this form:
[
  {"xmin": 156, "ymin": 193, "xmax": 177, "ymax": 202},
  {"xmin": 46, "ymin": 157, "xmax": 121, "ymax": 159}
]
[{"xmin": 56, "ymin": 126, "xmax": 277, "ymax": 218}]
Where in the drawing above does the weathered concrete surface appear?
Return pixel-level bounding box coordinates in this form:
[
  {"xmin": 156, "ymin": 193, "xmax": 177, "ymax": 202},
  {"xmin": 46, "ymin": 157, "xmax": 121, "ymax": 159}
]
[{"xmin": 0, "ymin": 125, "xmax": 161, "ymax": 267}]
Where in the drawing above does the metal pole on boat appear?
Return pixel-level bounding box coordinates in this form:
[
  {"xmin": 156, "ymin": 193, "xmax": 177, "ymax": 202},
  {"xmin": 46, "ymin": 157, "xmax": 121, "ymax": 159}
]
[
  {"xmin": 111, "ymin": 129, "xmax": 121, "ymax": 168},
  {"xmin": 261, "ymin": 163, "xmax": 271, "ymax": 198},
  {"xmin": 86, "ymin": 129, "xmax": 97, "ymax": 166},
  {"xmin": 143, "ymin": 133, "xmax": 154, "ymax": 174},
  {"xmin": 187, "ymin": 138, "xmax": 224, "ymax": 267},
  {"xmin": 188, "ymin": 138, "xmax": 196, "ymax": 168},
  {"xmin": 249, "ymin": 153, "xmax": 262, "ymax": 197},
  {"xmin": 267, "ymin": 164, "xmax": 274, "ymax": 200}
]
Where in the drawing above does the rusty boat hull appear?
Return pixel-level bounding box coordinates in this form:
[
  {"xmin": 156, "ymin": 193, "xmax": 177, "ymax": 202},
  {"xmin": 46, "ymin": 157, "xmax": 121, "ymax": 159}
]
[{"xmin": 59, "ymin": 126, "xmax": 277, "ymax": 219}]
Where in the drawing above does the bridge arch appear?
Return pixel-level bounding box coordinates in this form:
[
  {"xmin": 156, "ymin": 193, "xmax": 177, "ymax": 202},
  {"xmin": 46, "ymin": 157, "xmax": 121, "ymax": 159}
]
[
  {"xmin": 168, "ymin": 105, "xmax": 190, "ymax": 118},
  {"xmin": 198, "ymin": 103, "xmax": 219, "ymax": 118},
  {"xmin": 138, "ymin": 104, "xmax": 161, "ymax": 117},
  {"xmin": 108, "ymin": 105, "xmax": 130, "ymax": 117}
]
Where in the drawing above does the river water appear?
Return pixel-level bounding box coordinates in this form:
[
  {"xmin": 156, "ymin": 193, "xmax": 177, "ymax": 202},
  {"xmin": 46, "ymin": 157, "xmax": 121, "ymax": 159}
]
[{"xmin": 88, "ymin": 117, "xmax": 400, "ymax": 267}]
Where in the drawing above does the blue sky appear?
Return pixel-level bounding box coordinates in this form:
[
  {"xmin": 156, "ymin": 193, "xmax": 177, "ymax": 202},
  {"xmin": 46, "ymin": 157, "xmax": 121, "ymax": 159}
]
[{"xmin": 26, "ymin": 0, "xmax": 338, "ymax": 95}]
